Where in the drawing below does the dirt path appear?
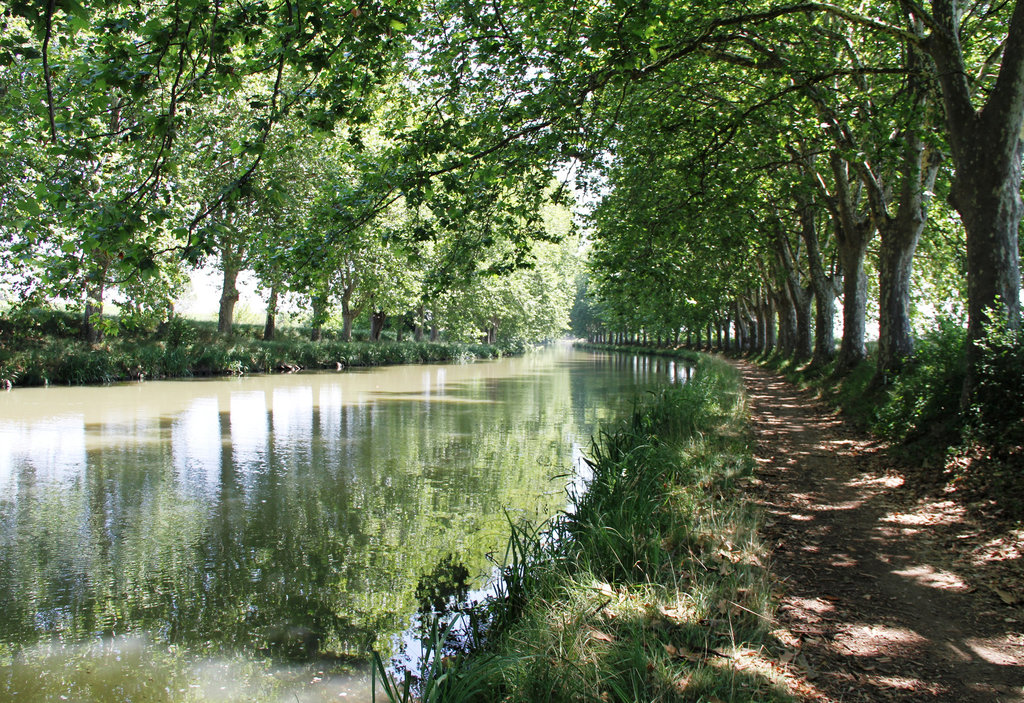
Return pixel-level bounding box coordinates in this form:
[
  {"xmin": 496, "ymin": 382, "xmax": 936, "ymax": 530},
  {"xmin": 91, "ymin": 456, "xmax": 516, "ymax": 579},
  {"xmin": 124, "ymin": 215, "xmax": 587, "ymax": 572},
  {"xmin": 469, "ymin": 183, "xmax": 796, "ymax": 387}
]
[{"xmin": 735, "ymin": 361, "xmax": 1024, "ymax": 702}]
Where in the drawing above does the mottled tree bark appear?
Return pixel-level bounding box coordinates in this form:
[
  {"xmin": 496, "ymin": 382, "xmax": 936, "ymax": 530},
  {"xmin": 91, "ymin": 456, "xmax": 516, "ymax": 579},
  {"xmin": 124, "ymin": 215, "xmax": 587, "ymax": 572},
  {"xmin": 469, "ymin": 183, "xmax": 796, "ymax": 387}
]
[
  {"xmin": 927, "ymin": 0, "xmax": 1024, "ymax": 398},
  {"xmin": 827, "ymin": 153, "xmax": 874, "ymax": 371},
  {"xmin": 794, "ymin": 191, "xmax": 839, "ymax": 368},
  {"xmin": 309, "ymin": 292, "xmax": 329, "ymax": 342},
  {"xmin": 369, "ymin": 310, "xmax": 387, "ymax": 342},
  {"xmin": 217, "ymin": 257, "xmax": 240, "ymax": 336},
  {"xmin": 775, "ymin": 229, "xmax": 813, "ymax": 362},
  {"xmin": 763, "ymin": 294, "xmax": 777, "ymax": 353}
]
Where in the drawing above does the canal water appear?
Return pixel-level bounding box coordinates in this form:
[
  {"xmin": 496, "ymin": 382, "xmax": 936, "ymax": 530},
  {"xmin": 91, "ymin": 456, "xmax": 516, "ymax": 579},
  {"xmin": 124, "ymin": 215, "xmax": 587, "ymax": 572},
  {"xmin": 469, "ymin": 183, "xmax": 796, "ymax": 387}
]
[{"xmin": 0, "ymin": 345, "xmax": 691, "ymax": 701}]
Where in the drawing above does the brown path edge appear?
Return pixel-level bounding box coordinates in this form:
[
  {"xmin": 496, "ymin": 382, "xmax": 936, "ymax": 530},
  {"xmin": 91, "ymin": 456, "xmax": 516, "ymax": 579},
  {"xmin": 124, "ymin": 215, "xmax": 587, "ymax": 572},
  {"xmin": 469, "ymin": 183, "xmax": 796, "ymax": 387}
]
[{"xmin": 733, "ymin": 360, "xmax": 1024, "ymax": 702}]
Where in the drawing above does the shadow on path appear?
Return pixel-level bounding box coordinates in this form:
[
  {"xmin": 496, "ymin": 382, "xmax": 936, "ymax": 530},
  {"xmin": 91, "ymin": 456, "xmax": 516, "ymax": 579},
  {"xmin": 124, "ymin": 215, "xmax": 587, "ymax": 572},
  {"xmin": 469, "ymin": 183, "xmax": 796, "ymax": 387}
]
[{"xmin": 737, "ymin": 361, "xmax": 1024, "ymax": 702}]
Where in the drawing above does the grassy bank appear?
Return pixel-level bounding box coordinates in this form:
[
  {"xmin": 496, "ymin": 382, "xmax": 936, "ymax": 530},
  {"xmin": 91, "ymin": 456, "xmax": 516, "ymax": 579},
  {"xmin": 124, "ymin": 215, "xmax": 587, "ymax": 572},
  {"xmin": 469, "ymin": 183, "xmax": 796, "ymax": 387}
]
[
  {"xmin": 0, "ymin": 309, "xmax": 524, "ymax": 387},
  {"xmin": 379, "ymin": 353, "xmax": 793, "ymax": 702}
]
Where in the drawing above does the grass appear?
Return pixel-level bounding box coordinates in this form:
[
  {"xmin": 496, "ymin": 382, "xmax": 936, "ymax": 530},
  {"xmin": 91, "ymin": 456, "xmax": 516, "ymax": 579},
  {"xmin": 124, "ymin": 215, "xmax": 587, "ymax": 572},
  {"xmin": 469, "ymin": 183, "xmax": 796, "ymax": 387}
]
[
  {"xmin": 0, "ymin": 309, "xmax": 525, "ymax": 387},
  {"xmin": 376, "ymin": 352, "xmax": 795, "ymax": 702}
]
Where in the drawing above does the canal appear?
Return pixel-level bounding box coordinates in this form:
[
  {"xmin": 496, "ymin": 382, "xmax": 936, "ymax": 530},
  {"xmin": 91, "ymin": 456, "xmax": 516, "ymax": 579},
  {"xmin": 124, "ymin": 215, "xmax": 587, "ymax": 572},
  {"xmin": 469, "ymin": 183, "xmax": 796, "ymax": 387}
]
[{"xmin": 0, "ymin": 345, "xmax": 690, "ymax": 701}]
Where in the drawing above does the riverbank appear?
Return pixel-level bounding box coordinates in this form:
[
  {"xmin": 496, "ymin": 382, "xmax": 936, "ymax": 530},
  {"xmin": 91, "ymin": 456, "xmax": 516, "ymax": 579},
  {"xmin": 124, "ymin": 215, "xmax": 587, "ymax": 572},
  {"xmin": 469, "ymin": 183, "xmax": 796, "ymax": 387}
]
[
  {"xmin": 0, "ymin": 311, "xmax": 523, "ymax": 387},
  {"xmin": 380, "ymin": 350, "xmax": 798, "ymax": 702}
]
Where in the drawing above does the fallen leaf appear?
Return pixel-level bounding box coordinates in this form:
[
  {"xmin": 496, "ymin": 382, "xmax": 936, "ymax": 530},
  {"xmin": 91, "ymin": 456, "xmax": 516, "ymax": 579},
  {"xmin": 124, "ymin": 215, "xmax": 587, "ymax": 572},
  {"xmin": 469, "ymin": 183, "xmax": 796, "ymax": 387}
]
[
  {"xmin": 659, "ymin": 604, "xmax": 685, "ymax": 621},
  {"xmin": 994, "ymin": 588, "xmax": 1020, "ymax": 605},
  {"xmin": 673, "ymin": 674, "xmax": 692, "ymax": 693},
  {"xmin": 588, "ymin": 629, "xmax": 615, "ymax": 643}
]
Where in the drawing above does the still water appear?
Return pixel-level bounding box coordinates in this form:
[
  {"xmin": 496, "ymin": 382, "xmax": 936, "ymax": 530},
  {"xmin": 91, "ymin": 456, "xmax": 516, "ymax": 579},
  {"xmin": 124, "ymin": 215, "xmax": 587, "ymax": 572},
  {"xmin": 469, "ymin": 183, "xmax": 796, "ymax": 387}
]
[{"xmin": 0, "ymin": 345, "xmax": 691, "ymax": 701}]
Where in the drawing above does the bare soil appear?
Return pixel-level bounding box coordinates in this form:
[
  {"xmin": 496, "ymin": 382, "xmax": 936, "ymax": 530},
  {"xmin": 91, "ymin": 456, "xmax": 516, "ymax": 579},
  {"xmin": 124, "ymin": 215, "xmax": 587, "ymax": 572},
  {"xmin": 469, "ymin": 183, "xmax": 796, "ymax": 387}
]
[{"xmin": 736, "ymin": 361, "xmax": 1024, "ymax": 702}]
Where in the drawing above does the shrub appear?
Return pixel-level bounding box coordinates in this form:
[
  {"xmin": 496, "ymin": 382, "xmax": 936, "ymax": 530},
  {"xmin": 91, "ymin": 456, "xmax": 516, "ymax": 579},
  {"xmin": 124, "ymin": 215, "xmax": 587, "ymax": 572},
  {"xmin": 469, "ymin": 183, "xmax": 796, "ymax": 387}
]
[
  {"xmin": 872, "ymin": 320, "xmax": 966, "ymax": 446},
  {"xmin": 968, "ymin": 323, "xmax": 1024, "ymax": 447}
]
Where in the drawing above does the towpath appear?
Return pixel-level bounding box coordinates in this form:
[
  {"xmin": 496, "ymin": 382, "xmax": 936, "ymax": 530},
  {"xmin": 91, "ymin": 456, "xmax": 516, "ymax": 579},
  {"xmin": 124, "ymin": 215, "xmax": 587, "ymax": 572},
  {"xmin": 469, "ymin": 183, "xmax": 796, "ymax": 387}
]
[{"xmin": 736, "ymin": 361, "xmax": 1024, "ymax": 702}]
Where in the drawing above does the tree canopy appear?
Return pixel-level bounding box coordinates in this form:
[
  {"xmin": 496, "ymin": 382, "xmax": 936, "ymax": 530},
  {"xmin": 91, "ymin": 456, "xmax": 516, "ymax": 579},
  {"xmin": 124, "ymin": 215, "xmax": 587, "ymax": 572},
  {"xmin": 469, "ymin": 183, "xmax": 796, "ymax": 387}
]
[{"xmin": 2, "ymin": 0, "xmax": 1023, "ymax": 394}]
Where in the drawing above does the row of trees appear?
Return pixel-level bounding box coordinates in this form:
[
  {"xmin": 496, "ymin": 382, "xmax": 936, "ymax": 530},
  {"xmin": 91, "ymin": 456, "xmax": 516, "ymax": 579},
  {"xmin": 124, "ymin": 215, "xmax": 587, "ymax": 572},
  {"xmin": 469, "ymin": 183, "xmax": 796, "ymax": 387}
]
[
  {"xmin": 2, "ymin": 0, "xmax": 1022, "ymax": 396},
  {"xmin": 0, "ymin": 0, "xmax": 579, "ymax": 345},
  {"xmin": 558, "ymin": 1, "xmax": 1022, "ymax": 402}
]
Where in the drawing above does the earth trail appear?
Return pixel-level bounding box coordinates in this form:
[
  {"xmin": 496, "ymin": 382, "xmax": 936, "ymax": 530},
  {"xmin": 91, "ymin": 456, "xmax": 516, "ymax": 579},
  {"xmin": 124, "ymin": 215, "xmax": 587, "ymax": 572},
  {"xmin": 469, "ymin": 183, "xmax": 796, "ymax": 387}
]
[{"xmin": 735, "ymin": 361, "xmax": 1024, "ymax": 702}]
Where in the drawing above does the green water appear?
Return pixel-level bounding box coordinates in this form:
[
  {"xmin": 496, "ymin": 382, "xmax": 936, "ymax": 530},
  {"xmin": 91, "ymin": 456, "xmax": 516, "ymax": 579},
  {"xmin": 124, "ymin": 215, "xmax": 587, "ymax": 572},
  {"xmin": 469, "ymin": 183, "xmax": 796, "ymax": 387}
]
[{"xmin": 0, "ymin": 345, "xmax": 691, "ymax": 701}]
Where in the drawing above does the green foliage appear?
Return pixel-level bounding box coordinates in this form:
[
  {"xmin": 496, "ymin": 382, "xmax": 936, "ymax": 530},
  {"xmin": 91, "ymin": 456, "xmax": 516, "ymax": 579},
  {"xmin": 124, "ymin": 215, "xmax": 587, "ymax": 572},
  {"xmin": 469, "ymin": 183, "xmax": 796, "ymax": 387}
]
[
  {"xmin": 0, "ymin": 312, "xmax": 522, "ymax": 387},
  {"xmin": 373, "ymin": 615, "xmax": 504, "ymax": 703},
  {"xmin": 873, "ymin": 321, "xmax": 967, "ymax": 446},
  {"xmin": 967, "ymin": 324, "xmax": 1024, "ymax": 447}
]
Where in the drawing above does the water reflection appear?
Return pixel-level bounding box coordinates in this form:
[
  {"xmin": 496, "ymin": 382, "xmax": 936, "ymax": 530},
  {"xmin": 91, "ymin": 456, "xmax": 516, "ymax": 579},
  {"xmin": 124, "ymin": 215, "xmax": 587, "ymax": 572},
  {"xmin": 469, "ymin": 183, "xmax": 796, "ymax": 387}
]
[{"xmin": 0, "ymin": 347, "xmax": 689, "ymax": 699}]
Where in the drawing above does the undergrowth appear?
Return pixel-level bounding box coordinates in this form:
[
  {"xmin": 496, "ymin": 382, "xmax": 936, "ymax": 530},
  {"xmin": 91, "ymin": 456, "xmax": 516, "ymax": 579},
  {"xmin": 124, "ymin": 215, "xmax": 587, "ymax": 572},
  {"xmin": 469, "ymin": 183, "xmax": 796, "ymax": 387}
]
[
  {"xmin": 375, "ymin": 354, "xmax": 794, "ymax": 702},
  {"xmin": 0, "ymin": 309, "xmax": 524, "ymax": 387}
]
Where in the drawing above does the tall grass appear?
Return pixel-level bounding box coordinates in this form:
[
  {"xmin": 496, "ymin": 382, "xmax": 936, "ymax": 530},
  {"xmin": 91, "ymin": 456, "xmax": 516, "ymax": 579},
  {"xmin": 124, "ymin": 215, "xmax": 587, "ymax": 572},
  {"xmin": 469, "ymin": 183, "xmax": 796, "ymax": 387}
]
[{"xmin": 375, "ymin": 354, "xmax": 792, "ymax": 702}]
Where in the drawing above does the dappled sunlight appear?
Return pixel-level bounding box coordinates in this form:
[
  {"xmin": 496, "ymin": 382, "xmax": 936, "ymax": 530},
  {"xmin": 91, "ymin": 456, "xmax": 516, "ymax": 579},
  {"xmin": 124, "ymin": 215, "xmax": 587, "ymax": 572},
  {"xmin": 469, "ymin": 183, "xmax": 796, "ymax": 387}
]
[
  {"xmin": 815, "ymin": 498, "xmax": 866, "ymax": 511},
  {"xmin": 786, "ymin": 597, "xmax": 835, "ymax": 616},
  {"xmin": 846, "ymin": 473, "xmax": 904, "ymax": 489},
  {"xmin": 965, "ymin": 637, "xmax": 1024, "ymax": 666},
  {"xmin": 740, "ymin": 361, "xmax": 1024, "ymax": 701},
  {"xmin": 827, "ymin": 553, "xmax": 859, "ymax": 568},
  {"xmin": 874, "ymin": 674, "xmax": 929, "ymax": 691},
  {"xmin": 832, "ymin": 624, "xmax": 928, "ymax": 658},
  {"xmin": 970, "ymin": 528, "xmax": 1024, "ymax": 567},
  {"xmin": 881, "ymin": 499, "xmax": 964, "ymax": 527},
  {"xmin": 891, "ymin": 564, "xmax": 970, "ymax": 592}
]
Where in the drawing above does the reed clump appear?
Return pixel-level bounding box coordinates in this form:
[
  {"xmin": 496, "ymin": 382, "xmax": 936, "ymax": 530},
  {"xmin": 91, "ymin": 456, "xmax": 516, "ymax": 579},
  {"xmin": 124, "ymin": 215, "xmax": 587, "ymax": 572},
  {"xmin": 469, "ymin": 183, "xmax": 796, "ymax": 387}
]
[{"xmin": 379, "ymin": 355, "xmax": 794, "ymax": 703}]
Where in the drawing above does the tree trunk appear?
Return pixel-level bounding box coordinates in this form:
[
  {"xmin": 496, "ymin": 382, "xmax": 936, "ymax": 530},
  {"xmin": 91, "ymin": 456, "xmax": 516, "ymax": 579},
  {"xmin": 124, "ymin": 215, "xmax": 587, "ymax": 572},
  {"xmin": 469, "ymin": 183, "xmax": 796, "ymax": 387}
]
[
  {"xmin": 795, "ymin": 193, "xmax": 838, "ymax": 368},
  {"xmin": 775, "ymin": 288, "xmax": 796, "ymax": 357},
  {"xmin": 751, "ymin": 298, "xmax": 765, "ymax": 354},
  {"xmin": 774, "ymin": 229, "xmax": 813, "ymax": 361},
  {"xmin": 793, "ymin": 284, "xmax": 814, "ymax": 362},
  {"xmin": 928, "ymin": 1, "xmax": 1024, "ymax": 400},
  {"xmin": 414, "ymin": 306, "xmax": 425, "ymax": 342},
  {"xmin": 218, "ymin": 257, "xmax": 240, "ymax": 336},
  {"xmin": 369, "ymin": 310, "xmax": 386, "ymax": 342},
  {"xmin": 874, "ymin": 142, "xmax": 940, "ymax": 381},
  {"xmin": 734, "ymin": 301, "xmax": 747, "ymax": 352},
  {"xmin": 764, "ymin": 294, "xmax": 777, "ymax": 353},
  {"xmin": 83, "ymin": 261, "xmax": 108, "ymax": 344},
  {"xmin": 340, "ymin": 285, "xmax": 358, "ymax": 342},
  {"xmin": 828, "ymin": 153, "xmax": 873, "ymax": 371},
  {"xmin": 310, "ymin": 292, "xmax": 329, "ymax": 342},
  {"xmin": 263, "ymin": 286, "xmax": 279, "ymax": 341}
]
